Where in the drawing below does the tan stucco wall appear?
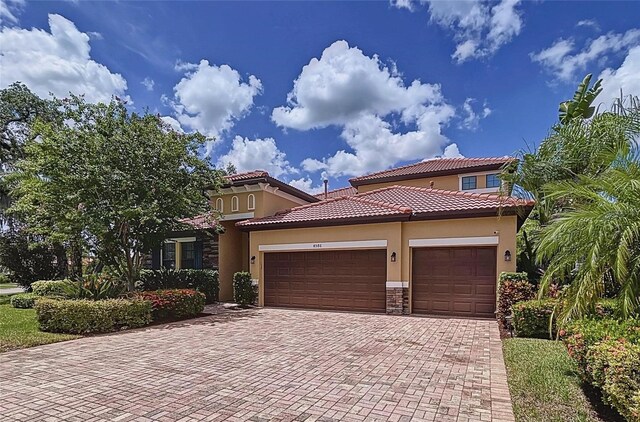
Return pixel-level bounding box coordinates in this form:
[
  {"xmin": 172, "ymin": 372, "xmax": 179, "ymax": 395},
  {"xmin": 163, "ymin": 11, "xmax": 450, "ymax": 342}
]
[
  {"xmin": 218, "ymin": 221, "xmax": 244, "ymax": 301},
  {"xmin": 356, "ymin": 171, "xmax": 499, "ymax": 193},
  {"xmin": 247, "ymin": 215, "xmax": 517, "ymax": 310}
]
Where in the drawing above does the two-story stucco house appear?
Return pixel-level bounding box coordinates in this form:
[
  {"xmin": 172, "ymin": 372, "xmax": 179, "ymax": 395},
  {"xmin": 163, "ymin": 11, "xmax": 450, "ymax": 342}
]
[{"xmin": 151, "ymin": 157, "xmax": 534, "ymax": 317}]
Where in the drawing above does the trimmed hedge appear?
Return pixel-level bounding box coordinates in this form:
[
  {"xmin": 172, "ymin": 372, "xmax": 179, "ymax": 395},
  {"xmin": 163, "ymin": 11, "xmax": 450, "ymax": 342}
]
[
  {"xmin": 31, "ymin": 280, "xmax": 71, "ymax": 297},
  {"xmin": 233, "ymin": 272, "xmax": 256, "ymax": 307},
  {"xmin": 35, "ymin": 298, "xmax": 152, "ymax": 334},
  {"xmin": 497, "ymin": 271, "xmax": 535, "ymax": 327},
  {"xmin": 10, "ymin": 293, "xmax": 38, "ymax": 308},
  {"xmin": 512, "ymin": 299, "xmax": 557, "ymax": 339},
  {"xmin": 586, "ymin": 339, "xmax": 640, "ymax": 422},
  {"xmin": 137, "ymin": 269, "xmax": 219, "ymax": 303},
  {"xmin": 561, "ymin": 318, "xmax": 640, "ymax": 376},
  {"xmin": 134, "ymin": 289, "xmax": 205, "ymax": 321}
]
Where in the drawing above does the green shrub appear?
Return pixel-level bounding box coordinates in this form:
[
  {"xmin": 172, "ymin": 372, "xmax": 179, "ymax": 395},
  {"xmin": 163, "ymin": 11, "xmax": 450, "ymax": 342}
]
[
  {"xmin": 10, "ymin": 293, "xmax": 38, "ymax": 308},
  {"xmin": 0, "ymin": 273, "xmax": 9, "ymax": 284},
  {"xmin": 497, "ymin": 272, "xmax": 535, "ymax": 327},
  {"xmin": 31, "ymin": 280, "xmax": 72, "ymax": 297},
  {"xmin": 62, "ymin": 274, "xmax": 125, "ymax": 301},
  {"xmin": 586, "ymin": 339, "xmax": 640, "ymax": 421},
  {"xmin": 233, "ymin": 272, "xmax": 256, "ymax": 307},
  {"xmin": 561, "ymin": 318, "xmax": 640, "ymax": 376},
  {"xmin": 35, "ymin": 298, "xmax": 152, "ymax": 334},
  {"xmin": 137, "ymin": 269, "xmax": 219, "ymax": 303},
  {"xmin": 512, "ymin": 299, "xmax": 557, "ymax": 339},
  {"xmin": 134, "ymin": 289, "xmax": 205, "ymax": 321}
]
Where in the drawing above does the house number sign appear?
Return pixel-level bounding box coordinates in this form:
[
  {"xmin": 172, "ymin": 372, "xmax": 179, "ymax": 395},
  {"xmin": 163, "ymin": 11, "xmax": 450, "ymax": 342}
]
[{"xmin": 312, "ymin": 243, "xmax": 323, "ymax": 248}]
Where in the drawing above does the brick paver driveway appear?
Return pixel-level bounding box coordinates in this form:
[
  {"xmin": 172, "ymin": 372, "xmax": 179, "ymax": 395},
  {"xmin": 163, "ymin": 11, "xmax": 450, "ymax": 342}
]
[{"xmin": 0, "ymin": 308, "xmax": 513, "ymax": 422}]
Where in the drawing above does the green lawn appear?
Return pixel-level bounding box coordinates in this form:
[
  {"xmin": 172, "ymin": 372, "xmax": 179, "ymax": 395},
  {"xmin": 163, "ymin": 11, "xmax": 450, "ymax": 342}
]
[
  {"xmin": 503, "ymin": 338, "xmax": 616, "ymax": 422},
  {"xmin": 0, "ymin": 303, "xmax": 80, "ymax": 353}
]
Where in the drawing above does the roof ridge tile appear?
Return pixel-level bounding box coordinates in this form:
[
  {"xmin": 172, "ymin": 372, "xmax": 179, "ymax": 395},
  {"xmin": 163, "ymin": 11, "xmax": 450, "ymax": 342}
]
[{"xmin": 347, "ymin": 195, "xmax": 413, "ymax": 214}]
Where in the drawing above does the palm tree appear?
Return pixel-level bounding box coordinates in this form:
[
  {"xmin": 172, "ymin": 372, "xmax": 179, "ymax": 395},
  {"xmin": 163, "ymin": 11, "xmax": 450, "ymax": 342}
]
[
  {"xmin": 537, "ymin": 146, "xmax": 640, "ymax": 323},
  {"xmin": 558, "ymin": 73, "xmax": 603, "ymax": 124}
]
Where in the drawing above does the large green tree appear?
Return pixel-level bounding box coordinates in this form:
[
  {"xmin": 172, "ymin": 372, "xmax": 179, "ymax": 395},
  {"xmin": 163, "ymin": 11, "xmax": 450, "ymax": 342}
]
[{"xmin": 8, "ymin": 96, "xmax": 223, "ymax": 289}]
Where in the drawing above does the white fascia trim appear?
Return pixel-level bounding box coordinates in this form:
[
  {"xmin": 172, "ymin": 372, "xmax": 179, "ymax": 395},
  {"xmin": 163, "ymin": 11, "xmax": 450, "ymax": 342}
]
[
  {"xmin": 259, "ymin": 182, "xmax": 309, "ymax": 206},
  {"xmin": 464, "ymin": 187, "xmax": 500, "ymax": 194},
  {"xmin": 259, "ymin": 240, "xmax": 387, "ymax": 252},
  {"xmin": 219, "ymin": 184, "xmax": 262, "ymax": 195},
  {"xmin": 165, "ymin": 237, "xmax": 197, "ymax": 243},
  {"xmin": 409, "ymin": 236, "xmax": 499, "ymax": 247},
  {"xmin": 386, "ymin": 281, "xmax": 408, "ymax": 288},
  {"xmin": 220, "ymin": 212, "xmax": 255, "ymax": 221}
]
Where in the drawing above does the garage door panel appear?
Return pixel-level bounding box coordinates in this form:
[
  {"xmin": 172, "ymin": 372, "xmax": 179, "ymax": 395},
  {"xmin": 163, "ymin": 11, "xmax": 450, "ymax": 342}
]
[
  {"xmin": 264, "ymin": 249, "xmax": 386, "ymax": 313},
  {"xmin": 412, "ymin": 247, "xmax": 496, "ymax": 318}
]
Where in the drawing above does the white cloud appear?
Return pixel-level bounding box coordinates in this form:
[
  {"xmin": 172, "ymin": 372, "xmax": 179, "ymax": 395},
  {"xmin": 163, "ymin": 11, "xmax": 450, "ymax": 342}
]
[
  {"xmin": 160, "ymin": 116, "xmax": 183, "ymax": 133},
  {"xmin": 576, "ymin": 19, "xmax": 600, "ymax": 31},
  {"xmin": 0, "ymin": 0, "xmax": 24, "ymax": 25},
  {"xmin": 170, "ymin": 60, "xmax": 262, "ymax": 138},
  {"xmin": 141, "ymin": 77, "xmax": 154, "ymax": 91},
  {"xmin": 287, "ymin": 177, "xmax": 325, "ymax": 194},
  {"xmin": 598, "ymin": 46, "xmax": 640, "ymax": 104},
  {"xmin": 272, "ymin": 40, "xmax": 442, "ymax": 130},
  {"xmin": 0, "ymin": 14, "xmax": 128, "ymax": 103},
  {"xmin": 275, "ymin": 40, "xmax": 457, "ymax": 177},
  {"xmin": 395, "ymin": 0, "xmax": 524, "ymax": 63},
  {"xmin": 459, "ymin": 98, "xmax": 492, "ymax": 131},
  {"xmin": 216, "ymin": 136, "xmax": 294, "ymax": 178},
  {"xmin": 531, "ymin": 29, "xmax": 640, "ymax": 82},
  {"xmin": 442, "ymin": 143, "xmax": 464, "ymax": 158}
]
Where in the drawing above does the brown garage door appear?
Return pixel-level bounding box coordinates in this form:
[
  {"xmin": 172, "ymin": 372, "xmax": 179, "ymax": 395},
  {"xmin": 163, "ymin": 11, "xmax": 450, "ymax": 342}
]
[
  {"xmin": 412, "ymin": 247, "xmax": 496, "ymax": 317},
  {"xmin": 264, "ymin": 249, "xmax": 386, "ymax": 313}
]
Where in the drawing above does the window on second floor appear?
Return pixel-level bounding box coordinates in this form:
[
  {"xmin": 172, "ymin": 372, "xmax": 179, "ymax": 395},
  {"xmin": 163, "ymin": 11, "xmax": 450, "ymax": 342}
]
[
  {"xmin": 215, "ymin": 198, "xmax": 223, "ymax": 213},
  {"xmin": 461, "ymin": 176, "xmax": 477, "ymax": 190},
  {"xmin": 247, "ymin": 194, "xmax": 255, "ymax": 210},
  {"xmin": 162, "ymin": 242, "xmax": 176, "ymax": 269},
  {"xmin": 486, "ymin": 173, "xmax": 501, "ymax": 188},
  {"xmin": 231, "ymin": 196, "xmax": 239, "ymax": 212}
]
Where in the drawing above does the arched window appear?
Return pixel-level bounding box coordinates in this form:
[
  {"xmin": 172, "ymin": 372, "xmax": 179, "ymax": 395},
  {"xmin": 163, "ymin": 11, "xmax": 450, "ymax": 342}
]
[
  {"xmin": 247, "ymin": 194, "xmax": 255, "ymax": 210},
  {"xmin": 215, "ymin": 198, "xmax": 223, "ymax": 212},
  {"xmin": 231, "ymin": 196, "xmax": 239, "ymax": 212}
]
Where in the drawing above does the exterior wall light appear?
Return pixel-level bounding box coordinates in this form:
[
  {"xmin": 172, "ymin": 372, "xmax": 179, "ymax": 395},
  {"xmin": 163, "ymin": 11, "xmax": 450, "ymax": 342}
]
[
  {"xmin": 390, "ymin": 252, "xmax": 397, "ymax": 262},
  {"xmin": 250, "ymin": 256, "xmax": 256, "ymax": 264},
  {"xmin": 504, "ymin": 250, "xmax": 512, "ymax": 262}
]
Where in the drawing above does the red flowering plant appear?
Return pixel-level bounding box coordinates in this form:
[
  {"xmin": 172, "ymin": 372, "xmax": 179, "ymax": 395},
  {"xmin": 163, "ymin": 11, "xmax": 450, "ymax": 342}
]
[{"xmin": 134, "ymin": 289, "xmax": 205, "ymax": 321}]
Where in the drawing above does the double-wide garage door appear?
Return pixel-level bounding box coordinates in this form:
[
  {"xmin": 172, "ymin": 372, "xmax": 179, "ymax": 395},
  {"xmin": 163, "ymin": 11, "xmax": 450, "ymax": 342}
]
[
  {"xmin": 412, "ymin": 247, "xmax": 497, "ymax": 318},
  {"xmin": 264, "ymin": 249, "xmax": 386, "ymax": 313}
]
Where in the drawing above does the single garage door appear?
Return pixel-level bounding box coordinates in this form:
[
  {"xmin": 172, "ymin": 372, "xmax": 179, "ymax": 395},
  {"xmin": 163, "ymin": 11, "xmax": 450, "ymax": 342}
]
[
  {"xmin": 412, "ymin": 247, "xmax": 496, "ymax": 317},
  {"xmin": 264, "ymin": 249, "xmax": 386, "ymax": 313}
]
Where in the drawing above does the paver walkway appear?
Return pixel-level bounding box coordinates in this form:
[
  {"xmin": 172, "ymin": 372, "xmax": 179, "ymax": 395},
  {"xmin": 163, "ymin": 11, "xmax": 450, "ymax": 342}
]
[{"xmin": 0, "ymin": 308, "xmax": 514, "ymax": 422}]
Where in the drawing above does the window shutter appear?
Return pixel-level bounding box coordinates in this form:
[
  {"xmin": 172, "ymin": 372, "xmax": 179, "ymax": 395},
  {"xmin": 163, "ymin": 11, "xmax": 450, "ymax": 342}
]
[
  {"xmin": 151, "ymin": 247, "xmax": 161, "ymax": 269},
  {"xmin": 194, "ymin": 241, "xmax": 203, "ymax": 269}
]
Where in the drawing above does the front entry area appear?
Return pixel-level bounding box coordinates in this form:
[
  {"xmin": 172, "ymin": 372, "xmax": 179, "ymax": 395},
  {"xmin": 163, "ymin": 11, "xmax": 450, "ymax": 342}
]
[
  {"xmin": 264, "ymin": 249, "xmax": 386, "ymax": 312},
  {"xmin": 412, "ymin": 246, "xmax": 497, "ymax": 318}
]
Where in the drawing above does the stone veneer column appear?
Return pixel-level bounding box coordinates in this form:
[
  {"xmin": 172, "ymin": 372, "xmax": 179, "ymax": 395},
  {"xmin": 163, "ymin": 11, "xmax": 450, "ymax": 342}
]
[{"xmin": 386, "ymin": 281, "xmax": 409, "ymax": 315}]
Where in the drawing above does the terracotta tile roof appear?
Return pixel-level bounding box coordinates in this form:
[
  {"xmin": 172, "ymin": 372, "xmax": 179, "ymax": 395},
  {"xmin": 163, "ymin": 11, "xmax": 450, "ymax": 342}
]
[
  {"xmin": 237, "ymin": 185, "xmax": 534, "ymax": 230},
  {"xmin": 180, "ymin": 213, "xmax": 218, "ymax": 230},
  {"xmin": 236, "ymin": 195, "xmax": 412, "ymax": 228},
  {"xmin": 224, "ymin": 170, "xmax": 269, "ymax": 182},
  {"xmin": 314, "ymin": 186, "xmax": 358, "ymax": 199},
  {"xmin": 358, "ymin": 185, "xmax": 534, "ymax": 216},
  {"xmin": 349, "ymin": 157, "xmax": 515, "ymax": 186}
]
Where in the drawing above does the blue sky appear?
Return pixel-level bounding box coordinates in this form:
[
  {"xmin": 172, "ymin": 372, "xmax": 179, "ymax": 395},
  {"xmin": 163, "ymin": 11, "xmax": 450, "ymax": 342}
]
[{"xmin": 1, "ymin": 1, "xmax": 639, "ymax": 192}]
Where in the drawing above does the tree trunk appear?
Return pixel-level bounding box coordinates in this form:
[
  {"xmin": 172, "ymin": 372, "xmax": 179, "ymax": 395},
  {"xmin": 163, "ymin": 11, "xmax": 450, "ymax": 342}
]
[
  {"xmin": 53, "ymin": 242, "xmax": 68, "ymax": 279},
  {"xmin": 69, "ymin": 237, "xmax": 83, "ymax": 280}
]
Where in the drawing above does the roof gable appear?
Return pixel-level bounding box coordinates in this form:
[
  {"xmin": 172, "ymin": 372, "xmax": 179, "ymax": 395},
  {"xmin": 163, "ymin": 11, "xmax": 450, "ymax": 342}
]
[{"xmin": 349, "ymin": 157, "xmax": 515, "ymax": 187}]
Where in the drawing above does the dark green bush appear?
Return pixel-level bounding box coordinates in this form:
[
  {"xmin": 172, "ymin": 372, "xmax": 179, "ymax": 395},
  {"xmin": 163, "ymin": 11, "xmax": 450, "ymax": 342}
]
[
  {"xmin": 586, "ymin": 339, "xmax": 640, "ymax": 421},
  {"xmin": 233, "ymin": 271, "xmax": 257, "ymax": 306},
  {"xmin": 497, "ymin": 271, "xmax": 535, "ymax": 327},
  {"xmin": 137, "ymin": 269, "xmax": 219, "ymax": 303},
  {"xmin": 561, "ymin": 318, "xmax": 640, "ymax": 376},
  {"xmin": 134, "ymin": 289, "xmax": 205, "ymax": 321},
  {"xmin": 10, "ymin": 293, "xmax": 38, "ymax": 308},
  {"xmin": 35, "ymin": 298, "xmax": 152, "ymax": 334},
  {"xmin": 0, "ymin": 273, "xmax": 9, "ymax": 284},
  {"xmin": 31, "ymin": 280, "xmax": 72, "ymax": 297},
  {"xmin": 512, "ymin": 299, "xmax": 557, "ymax": 339}
]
